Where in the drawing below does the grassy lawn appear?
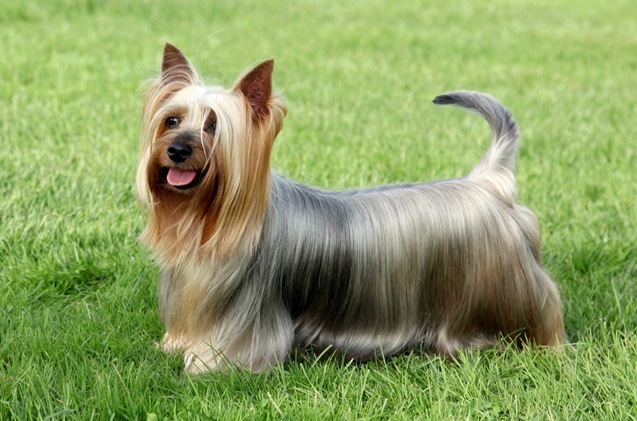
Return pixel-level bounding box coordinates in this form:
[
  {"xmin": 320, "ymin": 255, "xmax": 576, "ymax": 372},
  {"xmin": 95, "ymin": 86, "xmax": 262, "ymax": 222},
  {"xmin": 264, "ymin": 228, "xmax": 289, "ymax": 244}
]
[{"xmin": 1, "ymin": 0, "xmax": 636, "ymax": 419}]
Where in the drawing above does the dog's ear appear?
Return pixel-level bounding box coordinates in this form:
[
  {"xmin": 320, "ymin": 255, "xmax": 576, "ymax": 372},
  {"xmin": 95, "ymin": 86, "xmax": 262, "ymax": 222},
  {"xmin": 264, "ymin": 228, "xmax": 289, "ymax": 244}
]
[
  {"xmin": 161, "ymin": 42, "xmax": 196, "ymax": 84},
  {"xmin": 235, "ymin": 59, "xmax": 274, "ymax": 119}
]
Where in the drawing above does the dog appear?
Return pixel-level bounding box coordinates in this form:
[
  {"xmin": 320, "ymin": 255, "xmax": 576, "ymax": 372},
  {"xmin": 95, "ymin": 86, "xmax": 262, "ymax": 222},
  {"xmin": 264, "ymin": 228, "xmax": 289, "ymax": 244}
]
[{"xmin": 136, "ymin": 42, "xmax": 566, "ymax": 373}]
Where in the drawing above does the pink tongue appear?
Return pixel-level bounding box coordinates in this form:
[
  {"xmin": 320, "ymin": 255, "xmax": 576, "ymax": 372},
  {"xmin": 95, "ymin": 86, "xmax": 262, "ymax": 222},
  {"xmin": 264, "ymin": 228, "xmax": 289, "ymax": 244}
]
[{"xmin": 167, "ymin": 168, "xmax": 197, "ymax": 187}]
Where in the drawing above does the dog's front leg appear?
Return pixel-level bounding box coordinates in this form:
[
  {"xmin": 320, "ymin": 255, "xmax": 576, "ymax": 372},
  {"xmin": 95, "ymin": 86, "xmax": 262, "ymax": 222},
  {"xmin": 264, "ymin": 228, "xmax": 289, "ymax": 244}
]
[{"xmin": 183, "ymin": 305, "xmax": 294, "ymax": 374}]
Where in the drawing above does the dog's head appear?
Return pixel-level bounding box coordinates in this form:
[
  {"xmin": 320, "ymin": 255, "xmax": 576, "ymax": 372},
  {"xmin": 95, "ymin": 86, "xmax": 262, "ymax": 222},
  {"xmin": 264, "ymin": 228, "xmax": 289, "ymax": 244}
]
[{"xmin": 137, "ymin": 43, "xmax": 286, "ymax": 263}]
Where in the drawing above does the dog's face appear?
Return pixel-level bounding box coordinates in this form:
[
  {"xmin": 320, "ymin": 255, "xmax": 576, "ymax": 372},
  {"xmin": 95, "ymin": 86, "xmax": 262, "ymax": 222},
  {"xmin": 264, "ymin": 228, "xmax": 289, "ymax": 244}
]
[
  {"xmin": 137, "ymin": 43, "xmax": 287, "ymax": 261},
  {"xmin": 147, "ymin": 85, "xmax": 219, "ymax": 195}
]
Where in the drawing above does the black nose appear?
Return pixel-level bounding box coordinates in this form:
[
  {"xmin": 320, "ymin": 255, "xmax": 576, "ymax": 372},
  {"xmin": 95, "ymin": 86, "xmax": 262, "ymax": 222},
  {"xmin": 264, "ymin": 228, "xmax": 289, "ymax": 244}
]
[{"xmin": 167, "ymin": 142, "xmax": 192, "ymax": 163}]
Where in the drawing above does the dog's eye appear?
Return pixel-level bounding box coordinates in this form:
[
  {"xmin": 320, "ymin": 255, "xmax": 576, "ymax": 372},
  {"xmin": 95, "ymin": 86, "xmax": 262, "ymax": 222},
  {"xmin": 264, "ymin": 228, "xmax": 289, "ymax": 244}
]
[
  {"xmin": 205, "ymin": 120, "xmax": 217, "ymax": 134},
  {"xmin": 165, "ymin": 116, "xmax": 180, "ymax": 129}
]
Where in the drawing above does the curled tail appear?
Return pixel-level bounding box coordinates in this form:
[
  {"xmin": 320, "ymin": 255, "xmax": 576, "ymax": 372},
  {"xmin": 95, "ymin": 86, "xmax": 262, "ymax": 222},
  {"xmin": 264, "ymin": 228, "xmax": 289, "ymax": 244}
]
[{"xmin": 433, "ymin": 90, "xmax": 520, "ymax": 203}]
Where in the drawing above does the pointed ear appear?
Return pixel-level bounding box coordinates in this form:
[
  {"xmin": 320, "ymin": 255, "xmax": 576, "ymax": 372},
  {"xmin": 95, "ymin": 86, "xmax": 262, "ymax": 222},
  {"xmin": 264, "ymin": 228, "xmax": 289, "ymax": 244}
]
[
  {"xmin": 234, "ymin": 59, "xmax": 274, "ymax": 119},
  {"xmin": 160, "ymin": 42, "xmax": 196, "ymax": 84}
]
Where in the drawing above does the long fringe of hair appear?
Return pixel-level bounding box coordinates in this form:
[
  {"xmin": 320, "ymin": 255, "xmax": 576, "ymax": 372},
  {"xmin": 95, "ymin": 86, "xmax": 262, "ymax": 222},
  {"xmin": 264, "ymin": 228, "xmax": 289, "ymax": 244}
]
[{"xmin": 137, "ymin": 50, "xmax": 286, "ymax": 266}]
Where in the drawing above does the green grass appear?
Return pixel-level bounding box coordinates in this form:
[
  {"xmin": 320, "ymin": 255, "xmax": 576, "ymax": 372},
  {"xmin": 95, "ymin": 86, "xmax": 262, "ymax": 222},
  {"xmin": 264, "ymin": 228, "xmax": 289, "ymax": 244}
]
[{"xmin": 1, "ymin": 0, "xmax": 636, "ymax": 419}]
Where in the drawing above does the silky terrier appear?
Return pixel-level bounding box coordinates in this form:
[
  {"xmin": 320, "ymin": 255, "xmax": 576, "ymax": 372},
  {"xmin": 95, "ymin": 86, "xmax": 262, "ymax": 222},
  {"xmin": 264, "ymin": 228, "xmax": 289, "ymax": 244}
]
[{"xmin": 136, "ymin": 43, "xmax": 566, "ymax": 373}]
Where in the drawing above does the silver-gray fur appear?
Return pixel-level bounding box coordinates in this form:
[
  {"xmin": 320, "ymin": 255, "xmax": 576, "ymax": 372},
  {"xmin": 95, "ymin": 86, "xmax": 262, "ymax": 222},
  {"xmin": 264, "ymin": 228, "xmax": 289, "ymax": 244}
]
[{"xmin": 158, "ymin": 90, "xmax": 565, "ymax": 372}]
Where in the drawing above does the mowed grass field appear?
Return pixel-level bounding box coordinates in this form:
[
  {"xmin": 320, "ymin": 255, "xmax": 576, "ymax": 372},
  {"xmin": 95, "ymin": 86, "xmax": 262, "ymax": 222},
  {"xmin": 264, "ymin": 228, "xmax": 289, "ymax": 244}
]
[{"xmin": 1, "ymin": 0, "xmax": 636, "ymax": 419}]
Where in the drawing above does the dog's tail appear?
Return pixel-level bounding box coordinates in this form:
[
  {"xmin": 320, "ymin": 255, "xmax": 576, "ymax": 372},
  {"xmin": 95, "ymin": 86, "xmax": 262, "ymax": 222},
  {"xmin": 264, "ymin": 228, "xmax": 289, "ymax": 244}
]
[{"xmin": 433, "ymin": 90, "xmax": 519, "ymax": 202}]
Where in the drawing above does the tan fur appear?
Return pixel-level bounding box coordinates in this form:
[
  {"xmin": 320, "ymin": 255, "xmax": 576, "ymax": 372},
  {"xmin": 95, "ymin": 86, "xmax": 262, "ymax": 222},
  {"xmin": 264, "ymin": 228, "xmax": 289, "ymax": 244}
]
[{"xmin": 137, "ymin": 45, "xmax": 286, "ymax": 266}]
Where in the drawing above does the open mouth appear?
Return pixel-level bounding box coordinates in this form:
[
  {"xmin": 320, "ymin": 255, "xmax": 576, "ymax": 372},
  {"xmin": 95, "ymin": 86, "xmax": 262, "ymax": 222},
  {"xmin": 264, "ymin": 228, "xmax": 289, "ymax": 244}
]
[{"xmin": 162, "ymin": 167, "xmax": 203, "ymax": 190}]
